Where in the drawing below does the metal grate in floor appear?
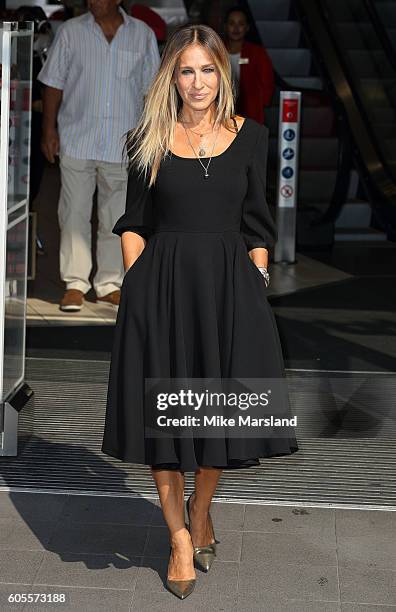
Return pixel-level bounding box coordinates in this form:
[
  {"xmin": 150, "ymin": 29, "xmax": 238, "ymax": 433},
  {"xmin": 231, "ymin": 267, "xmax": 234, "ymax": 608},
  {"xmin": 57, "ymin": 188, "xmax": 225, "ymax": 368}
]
[{"xmin": 0, "ymin": 358, "xmax": 395, "ymax": 510}]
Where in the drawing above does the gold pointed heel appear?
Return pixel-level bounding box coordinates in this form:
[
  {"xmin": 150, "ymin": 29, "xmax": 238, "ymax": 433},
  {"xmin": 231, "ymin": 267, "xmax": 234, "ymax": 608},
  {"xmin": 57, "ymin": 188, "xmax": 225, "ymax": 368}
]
[
  {"xmin": 186, "ymin": 491, "xmax": 217, "ymax": 572},
  {"xmin": 166, "ymin": 577, "xmax": 196, "ymax": 600},
  {"xmin": 166, "ymin": 545, "xmax": 196, "ymax": 600}
]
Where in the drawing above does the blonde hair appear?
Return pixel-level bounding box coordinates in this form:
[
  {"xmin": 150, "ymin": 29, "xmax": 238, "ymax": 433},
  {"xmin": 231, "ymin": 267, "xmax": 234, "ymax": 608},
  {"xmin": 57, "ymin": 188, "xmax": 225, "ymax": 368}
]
[{"xmin": 124, "ymin": 24, "xmax": 236, "ymax": 187}]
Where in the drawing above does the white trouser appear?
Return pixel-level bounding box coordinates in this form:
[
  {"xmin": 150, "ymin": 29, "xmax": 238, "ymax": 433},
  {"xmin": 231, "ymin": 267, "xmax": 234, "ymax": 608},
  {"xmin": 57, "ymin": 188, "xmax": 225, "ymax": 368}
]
[{"xmin": 58, "ymin": 155, "xmax": 127, "ymax": 297}]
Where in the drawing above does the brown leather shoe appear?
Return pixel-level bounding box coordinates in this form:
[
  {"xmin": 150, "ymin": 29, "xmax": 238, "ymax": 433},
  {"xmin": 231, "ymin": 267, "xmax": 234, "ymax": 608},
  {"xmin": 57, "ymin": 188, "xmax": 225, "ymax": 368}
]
[
  {"xmin": 96, "ymin": 290, "xmax": 120, "ymax": 306},
  {"xmin": 60, "ymin": 289, "xmax": 85, "ymax": 312}
]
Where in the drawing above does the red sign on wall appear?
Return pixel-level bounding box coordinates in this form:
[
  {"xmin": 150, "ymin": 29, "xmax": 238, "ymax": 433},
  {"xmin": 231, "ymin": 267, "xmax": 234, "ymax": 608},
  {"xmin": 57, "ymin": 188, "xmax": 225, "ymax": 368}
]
[{"xmin": 282, "ymin": 99, "xmax": 298, "ymax": 123}]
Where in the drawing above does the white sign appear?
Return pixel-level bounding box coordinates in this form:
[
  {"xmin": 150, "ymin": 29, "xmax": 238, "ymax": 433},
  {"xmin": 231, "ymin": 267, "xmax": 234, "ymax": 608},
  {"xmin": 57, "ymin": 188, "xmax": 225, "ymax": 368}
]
[{"xmin": 277, "ymin": 92, "xmax": 301, "ymax": 209}]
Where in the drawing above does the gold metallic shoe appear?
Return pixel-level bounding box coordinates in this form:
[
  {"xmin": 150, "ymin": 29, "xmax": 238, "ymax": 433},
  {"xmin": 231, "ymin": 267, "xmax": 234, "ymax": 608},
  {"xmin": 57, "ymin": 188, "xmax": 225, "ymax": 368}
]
[
  {"xmin": 166, "ymin": 545, "xmax": 196, "ymax": 600},
  {"xmin": 186, "ymin": 491, "xmax": 217, "ymax": 572}
]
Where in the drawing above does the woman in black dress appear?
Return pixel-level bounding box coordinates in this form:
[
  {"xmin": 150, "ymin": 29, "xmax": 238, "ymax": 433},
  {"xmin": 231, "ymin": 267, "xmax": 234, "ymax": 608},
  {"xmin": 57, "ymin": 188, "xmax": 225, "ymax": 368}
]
[{"xmin": 101, "ymin": 24, "xmax": 298, "ymax": 600}]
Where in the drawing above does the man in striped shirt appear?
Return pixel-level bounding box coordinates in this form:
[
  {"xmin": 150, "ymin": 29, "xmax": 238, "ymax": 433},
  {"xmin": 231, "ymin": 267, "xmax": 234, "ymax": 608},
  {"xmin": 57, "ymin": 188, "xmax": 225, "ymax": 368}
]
[{"xmin": 38, "ymin": 0, "xmax": 160, "ymax": 311}]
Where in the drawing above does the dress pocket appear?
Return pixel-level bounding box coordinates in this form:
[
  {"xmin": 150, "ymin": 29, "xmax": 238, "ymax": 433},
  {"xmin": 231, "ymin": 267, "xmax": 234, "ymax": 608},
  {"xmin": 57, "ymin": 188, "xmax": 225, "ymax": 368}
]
[
  {"xmin": 116, "ymin": 50, "xmax": 141, "ymax": 79},
  {"xmin": 124, "ymin": 247, "xmax": 147, "ymax": 279},
  {"xmin": 246, "ymin": 255, "xmax": 268, "ymax": 288}
]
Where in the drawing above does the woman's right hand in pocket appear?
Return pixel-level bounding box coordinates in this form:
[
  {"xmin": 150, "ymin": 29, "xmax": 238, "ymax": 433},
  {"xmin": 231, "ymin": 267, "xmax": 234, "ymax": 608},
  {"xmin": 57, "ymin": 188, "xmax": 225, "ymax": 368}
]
[{"xmin": 122, "ymin": 232, "xmax": 146, "ymax": 272}]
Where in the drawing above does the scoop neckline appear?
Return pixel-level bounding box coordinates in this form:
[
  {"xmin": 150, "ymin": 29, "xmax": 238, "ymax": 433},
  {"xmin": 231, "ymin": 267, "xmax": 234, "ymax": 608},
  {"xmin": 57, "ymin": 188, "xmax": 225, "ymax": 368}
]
[{"xmin": 169, "ymin": 117, "xmax": 248, "ymax": 160}]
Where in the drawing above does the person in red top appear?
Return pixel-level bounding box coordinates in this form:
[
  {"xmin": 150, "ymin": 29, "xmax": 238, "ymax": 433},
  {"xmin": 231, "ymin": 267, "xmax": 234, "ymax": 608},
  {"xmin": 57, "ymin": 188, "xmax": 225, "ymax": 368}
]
[{"xmin": 223, "ymin": 5, "xmax": 275, "ymax": 124}]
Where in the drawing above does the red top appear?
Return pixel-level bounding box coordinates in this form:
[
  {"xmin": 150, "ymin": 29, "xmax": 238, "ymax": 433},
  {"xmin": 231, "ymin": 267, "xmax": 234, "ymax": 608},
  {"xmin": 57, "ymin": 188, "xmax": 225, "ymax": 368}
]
[
  {"xmin": 233, "ymin": 40, "xmax": 275, "ymax": 125},
  {"xmin": 130, "ymin": 3, "xmax": 167, "ymax": 42}
]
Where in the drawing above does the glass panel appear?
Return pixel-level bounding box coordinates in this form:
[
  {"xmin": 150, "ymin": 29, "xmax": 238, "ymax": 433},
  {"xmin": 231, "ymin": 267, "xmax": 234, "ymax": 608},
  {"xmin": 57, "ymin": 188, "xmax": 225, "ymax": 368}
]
[
  {"xmin": 0, "ymin": 24, "xmax": 33, "ymax": 402},
  {"xmin": 8, "ymin": 30, "xmax": 33, "ymax": 212},
  {"xmin": 3, "ymin": 216, "xmax": 27, "ymax": 399}
]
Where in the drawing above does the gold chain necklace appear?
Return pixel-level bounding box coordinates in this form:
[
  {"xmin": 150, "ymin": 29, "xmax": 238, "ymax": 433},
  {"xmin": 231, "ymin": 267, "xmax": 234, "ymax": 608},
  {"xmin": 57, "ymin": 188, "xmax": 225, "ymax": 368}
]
[
  {"xmin": 180, "ymin": 117, "xmax": 215, "ymax": 156},
  {"xmin": 181, "ymin": 119, "xmax": 221, "ymax": 179}
]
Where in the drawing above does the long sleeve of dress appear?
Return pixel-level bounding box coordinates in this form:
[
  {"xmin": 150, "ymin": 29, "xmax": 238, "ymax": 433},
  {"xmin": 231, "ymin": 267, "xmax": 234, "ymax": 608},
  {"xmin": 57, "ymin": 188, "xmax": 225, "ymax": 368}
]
[
  {"xmin": 240, "ymin": 124, "xmax": 277, "ymax": 253},
  {"xmin": 112, "ymin": 163, "xmax": 153, "ymax": 240}
]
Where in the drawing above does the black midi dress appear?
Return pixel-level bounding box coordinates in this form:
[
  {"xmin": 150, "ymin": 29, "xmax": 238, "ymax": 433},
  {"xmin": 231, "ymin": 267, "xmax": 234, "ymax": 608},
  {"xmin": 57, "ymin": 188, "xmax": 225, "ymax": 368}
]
[{"xmin": 101, "ymin": 117, "xmax": 299, "ymax": 471}]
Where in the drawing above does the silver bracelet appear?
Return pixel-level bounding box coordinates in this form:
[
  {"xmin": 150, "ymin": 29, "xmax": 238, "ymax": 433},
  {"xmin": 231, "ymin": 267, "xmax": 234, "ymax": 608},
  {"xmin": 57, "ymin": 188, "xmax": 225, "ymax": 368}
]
[{"xmin": 257, "ymin": 266, "xmax": 270, "ymax": 287}]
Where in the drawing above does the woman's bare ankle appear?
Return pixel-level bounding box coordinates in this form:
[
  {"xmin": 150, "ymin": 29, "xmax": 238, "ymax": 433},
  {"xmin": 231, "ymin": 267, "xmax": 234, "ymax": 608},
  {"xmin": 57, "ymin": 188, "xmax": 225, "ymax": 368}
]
[
  {"xmin": 170, "ymin": 527, "xmax": 193, "ymax": 548},
  {"xmin": 168, "ymin": 528, "xmax": 195, "ymax": 581},
  {"xmin": 189, "ymin": 495, "xmax": 214, "ymax": 546}
]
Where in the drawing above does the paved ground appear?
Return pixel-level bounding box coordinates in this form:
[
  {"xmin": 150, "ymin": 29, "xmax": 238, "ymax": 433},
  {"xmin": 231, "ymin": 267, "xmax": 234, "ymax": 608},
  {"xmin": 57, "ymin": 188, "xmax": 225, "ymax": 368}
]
[{"xmin": 0, "ymin": 491, "xmax": 395, "ymax": 611}]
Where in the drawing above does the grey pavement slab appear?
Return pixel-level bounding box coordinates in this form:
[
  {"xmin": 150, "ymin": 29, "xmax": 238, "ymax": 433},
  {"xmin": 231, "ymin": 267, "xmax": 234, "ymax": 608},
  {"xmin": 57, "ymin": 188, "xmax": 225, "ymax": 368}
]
[
  {"xmin": 341, "ymin": 605, "xmax": 396, "ymax": 611},
  {"xmin": 0, "ymin": 519, "xmax": 58, "ymax": 552},
  {"xmin": 46, "ymin": 522, "xmax": 148, "ymax": 556},
  {"xmin": 0, "ymin": 493, "xmax": 68, "ymax": 523},
  {"xmin": 241, "ymin": 530, "xmax": 338, "ymax": 566},
  {"xmin": 336, "ymin": 508, "xmax": 396, "ymax": 537},
  {"xmin": 131, "ymin": 588, "xmax": 238, "ymax": 611},
  {"xmin": 0, "ymin": 550, "xmax": 44, "ymax": 584},
  {"xmin": 236, "ymin": 593, "xmax": 342, "ymax": 612},
  {"xmin": 238, "ymin": 560, "xmax": 340, "ymax": 603},
  {"xmin": 339, "ymin": 566, "xmax": 396, "ymax": 607},
  {"xmin": 0, "ymin": 492, "xmax": 395, "ymax": 609},
  {"xmin": 33, "ymin": 551, "xmax": 141, "ymax": 591},
  {"xmin": 0, "ymin": 583, "xmax": 34, "ymax": 612},
  {"xmin": 24, "ymin": 586, "xmax": 134, "ymax": 611},
  {"xmin": 337, "ymin": 533, "xmax": 396, "ymax": 571},
  {"xmin": 59, "ymin": 495, "xmax": 156, "ymax": 526},
  {"xmin": 244, "ymin": 503, "xmax": 336, "ymax": 534}
]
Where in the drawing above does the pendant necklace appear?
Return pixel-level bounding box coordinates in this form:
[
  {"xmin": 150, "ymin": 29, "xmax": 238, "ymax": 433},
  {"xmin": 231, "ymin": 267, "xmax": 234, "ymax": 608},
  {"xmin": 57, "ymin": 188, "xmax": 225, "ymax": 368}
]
[
  {"xmin": 181, "ymin": 119, "xmax": 221, "ymax": 179},
  {"xmin": 186, "ymin": 126, "xmax": 214, "ymax": 157}
]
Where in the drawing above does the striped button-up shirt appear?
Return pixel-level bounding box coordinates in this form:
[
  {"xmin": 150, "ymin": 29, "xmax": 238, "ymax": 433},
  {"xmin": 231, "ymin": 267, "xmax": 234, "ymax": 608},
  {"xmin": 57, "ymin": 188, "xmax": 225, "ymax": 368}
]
[{"xmin": 37, "ymin": 7, "xmax": 160, "ymax": 162}]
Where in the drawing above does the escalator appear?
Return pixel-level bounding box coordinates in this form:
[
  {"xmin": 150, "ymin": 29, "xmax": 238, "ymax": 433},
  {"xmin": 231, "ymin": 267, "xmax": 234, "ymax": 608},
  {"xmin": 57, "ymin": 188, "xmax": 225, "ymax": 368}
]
[{"xmin": 245, "ymin": 0, "xmax": 396, "ymax": 246}]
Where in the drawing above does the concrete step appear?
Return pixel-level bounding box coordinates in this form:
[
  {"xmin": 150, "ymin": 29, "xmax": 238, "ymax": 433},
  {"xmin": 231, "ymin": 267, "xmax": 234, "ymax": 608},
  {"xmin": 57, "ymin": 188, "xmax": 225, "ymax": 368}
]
[
  {"xmin": 256, "ymin": 20, "xmax": 301, "ymax": 48},
  {"xmin": 248, "ymin": 0, "xmax": 291, "ymax": 21},
  {"xmin": 267, "ymin": 48, "xmax": 312, "ymax": 76}
]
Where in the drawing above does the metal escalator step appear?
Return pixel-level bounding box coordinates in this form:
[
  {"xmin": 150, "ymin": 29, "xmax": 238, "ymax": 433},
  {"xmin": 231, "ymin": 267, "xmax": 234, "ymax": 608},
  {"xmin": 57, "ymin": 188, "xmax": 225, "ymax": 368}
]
[
  {"xmin": 285, "ymin": 77, "xmax": 323, "ymax": 90},
  {"xmin": 256, "ymin": 20, "xmax": 301, "ymax": 48},
  {"xmin": 334, "ymin": 228, "xmax": 388, "ymax": 241},
  {"xmin": 248, "ymin": 0, "xmax": 291, "ymax": 21},
  {"xmin": 266, "ymin": 48, "xmax": 312, "ymax": 77}
]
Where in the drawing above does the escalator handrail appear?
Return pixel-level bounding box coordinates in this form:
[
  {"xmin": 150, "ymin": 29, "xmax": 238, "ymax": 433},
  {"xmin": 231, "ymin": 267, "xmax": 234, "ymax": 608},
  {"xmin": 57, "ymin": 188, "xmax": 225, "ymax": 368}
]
[{"xmin": 297, "ymin": 0, "xmax": 396, "ymax": 212}]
